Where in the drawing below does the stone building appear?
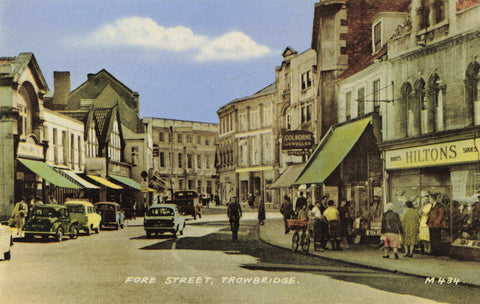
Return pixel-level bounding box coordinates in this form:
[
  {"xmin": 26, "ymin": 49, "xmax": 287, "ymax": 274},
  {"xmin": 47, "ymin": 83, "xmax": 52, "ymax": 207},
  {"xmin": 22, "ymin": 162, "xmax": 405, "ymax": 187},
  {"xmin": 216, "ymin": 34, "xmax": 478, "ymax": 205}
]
[
  {"xmin": 217, "ymin": 84, "xmax": 276, "ymax": 207},
  {"xmin": 380, "ymin": 0, "xmax": 480, "ymax": 256},
  {"xmin": 143, "ymin": 118, "xmax": 218, "ymax": 205}
]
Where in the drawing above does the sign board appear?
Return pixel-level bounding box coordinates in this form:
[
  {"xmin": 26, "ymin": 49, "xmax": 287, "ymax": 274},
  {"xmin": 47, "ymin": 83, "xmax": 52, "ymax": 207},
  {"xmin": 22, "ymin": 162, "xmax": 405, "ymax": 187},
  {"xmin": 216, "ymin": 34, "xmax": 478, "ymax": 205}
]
[
  {"xmin": 385, "ymin": 138, "xmax": 480, "ymax": 170},
  {"xmin": 282, "ymin": 130, "xmax": 314, "ymax": 150},
  {"xmin": 141, "ymin": 181, "xmax": 149, "ymax": 193}
]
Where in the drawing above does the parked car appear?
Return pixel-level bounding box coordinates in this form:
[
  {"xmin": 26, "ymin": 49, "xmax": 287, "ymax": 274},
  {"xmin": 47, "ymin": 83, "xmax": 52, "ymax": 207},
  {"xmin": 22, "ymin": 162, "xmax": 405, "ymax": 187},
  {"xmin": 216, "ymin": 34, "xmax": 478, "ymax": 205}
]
[
  {"xmin": 65, "ymin": 200, "xmax": 101, "ymax": 235},
  {"xmin": 22, "ymin": 204, "xmax": 80, "ymax": 242},
  {"xmin": 95, "ymin": 202, "xmax": 125, "ymax": 230},
  {"xmin": 166, "ymin": 190, "xmax": 201, "ymax": 220},
  {"xmin": 144, "ymin": 204, "xmax": 185, "ymax": 238},
  {"xmin": 0, "ymin": 222, "xmax": 13, "ymax": 261}
]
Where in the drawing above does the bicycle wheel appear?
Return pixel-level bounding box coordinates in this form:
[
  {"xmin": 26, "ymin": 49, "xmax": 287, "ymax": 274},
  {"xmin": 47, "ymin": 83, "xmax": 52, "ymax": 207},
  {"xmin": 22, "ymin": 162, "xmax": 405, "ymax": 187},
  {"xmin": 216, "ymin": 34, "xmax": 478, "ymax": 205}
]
[
  {"xmin": 301, "ymin": 232, "xmax": 310, "ymax": 255},
  {"xmin": 291, "ymin": 231, "xmax": 300, "ymax": 252}
]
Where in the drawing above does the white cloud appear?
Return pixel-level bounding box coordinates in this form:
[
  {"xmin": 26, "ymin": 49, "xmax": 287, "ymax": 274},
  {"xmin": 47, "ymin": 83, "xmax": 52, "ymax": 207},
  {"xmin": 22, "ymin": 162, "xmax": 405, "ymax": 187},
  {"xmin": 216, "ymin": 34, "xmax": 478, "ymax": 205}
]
[{"xmin": 65, "ymin": 17, "xmax": 272, "ymax": 62}]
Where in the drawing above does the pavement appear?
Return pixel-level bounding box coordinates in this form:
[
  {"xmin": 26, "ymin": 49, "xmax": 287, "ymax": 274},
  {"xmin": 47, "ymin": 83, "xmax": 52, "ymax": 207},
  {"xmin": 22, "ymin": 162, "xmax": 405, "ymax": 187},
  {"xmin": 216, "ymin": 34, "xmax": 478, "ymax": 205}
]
[{"xmin": 258, "ymin": 216, "xmax": 480, "ymax": 288}]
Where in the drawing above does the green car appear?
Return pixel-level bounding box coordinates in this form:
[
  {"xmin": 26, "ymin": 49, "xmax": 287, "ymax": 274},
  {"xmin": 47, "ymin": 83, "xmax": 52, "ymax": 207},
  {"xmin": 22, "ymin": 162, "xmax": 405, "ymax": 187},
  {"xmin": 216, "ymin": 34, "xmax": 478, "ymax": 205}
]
[{"xmin": 23, "ymin": 204, "xmax": 80, "ymax": 242}]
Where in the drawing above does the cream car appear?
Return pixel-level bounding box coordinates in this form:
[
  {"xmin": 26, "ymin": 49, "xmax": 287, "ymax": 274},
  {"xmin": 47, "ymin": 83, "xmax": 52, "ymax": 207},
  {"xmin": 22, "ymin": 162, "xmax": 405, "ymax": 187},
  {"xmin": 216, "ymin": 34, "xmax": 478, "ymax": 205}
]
[
  {"xmin": 0, "ymin": 223, "xmax": 12, "ymax": 261},
  {"xmin": 65, "ymin": 201, "xmax": 101, "ymax": 235}
]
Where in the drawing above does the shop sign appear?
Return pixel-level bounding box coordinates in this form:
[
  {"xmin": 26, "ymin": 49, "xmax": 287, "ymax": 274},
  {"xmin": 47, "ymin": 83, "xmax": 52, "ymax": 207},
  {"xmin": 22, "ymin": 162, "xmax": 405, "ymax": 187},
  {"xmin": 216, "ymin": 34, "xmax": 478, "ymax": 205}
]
[
  {"xmin": 287, "ymin": 150, "xmax": 310, "ymax": 156},
  {"xmin": 282, "ymin": 131, "xmax": 314, "ymax": 150},
  {"xmin": 385, "ymin": 138, "xmax": 480, "ymax": 170},
  {"xmin": 17, "ymin": 136, "xmax": 43, "ymax": 160}
]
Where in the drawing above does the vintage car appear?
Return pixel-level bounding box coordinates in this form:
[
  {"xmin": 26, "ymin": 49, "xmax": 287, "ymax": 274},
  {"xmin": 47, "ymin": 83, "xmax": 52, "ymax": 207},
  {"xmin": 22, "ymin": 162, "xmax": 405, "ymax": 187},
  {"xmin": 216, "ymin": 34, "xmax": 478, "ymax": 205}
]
[
  {"xmin": 22, "ymin": 204, "xmax": 80, "ymax": 242},
  {"xmin": 0, "ymin": 222, "xmax": 13, "ymax": 261},
  {"xmin": 144, "ymin": 204, "xmax": 185, "ymax": 238},
  {"xmin": 166, "ymin": 190, "xmax": 201, "ymax": 220},
  {"xmin": 95, "ymin": 202, "xmax": 125, "ymax": 230},
  {"xmin": 65, "ymin": 200, "xmax": 101, "ymax": 235}
]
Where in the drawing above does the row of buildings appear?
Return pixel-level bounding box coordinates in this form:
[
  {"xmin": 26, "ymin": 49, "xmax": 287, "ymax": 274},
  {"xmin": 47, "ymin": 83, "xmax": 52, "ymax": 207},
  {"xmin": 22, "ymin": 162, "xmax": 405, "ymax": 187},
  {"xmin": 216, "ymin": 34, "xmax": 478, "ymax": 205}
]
[
  {"xmin": 0, "ymin": 56, "xmax": 218, "ymax": 220},
  {"xmin": 215, "ymin": 0, "xmax": 480, "ymax": 257}
]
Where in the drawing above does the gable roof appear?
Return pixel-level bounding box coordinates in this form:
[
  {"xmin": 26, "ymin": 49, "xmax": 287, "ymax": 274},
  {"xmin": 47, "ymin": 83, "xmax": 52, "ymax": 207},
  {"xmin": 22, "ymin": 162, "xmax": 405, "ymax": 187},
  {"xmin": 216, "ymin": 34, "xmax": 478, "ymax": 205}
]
[{"xmin": 0, "ymin": 52, "xmax": 49, "ymax": 92}]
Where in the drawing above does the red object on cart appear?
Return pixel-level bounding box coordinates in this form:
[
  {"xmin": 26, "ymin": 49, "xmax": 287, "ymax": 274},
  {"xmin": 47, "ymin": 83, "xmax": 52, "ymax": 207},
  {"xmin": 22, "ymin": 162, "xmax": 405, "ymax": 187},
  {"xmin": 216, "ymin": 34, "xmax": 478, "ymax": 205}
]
[{"xmin": 287, "ymin": 219, "xmax": 308, "ymax": 230}]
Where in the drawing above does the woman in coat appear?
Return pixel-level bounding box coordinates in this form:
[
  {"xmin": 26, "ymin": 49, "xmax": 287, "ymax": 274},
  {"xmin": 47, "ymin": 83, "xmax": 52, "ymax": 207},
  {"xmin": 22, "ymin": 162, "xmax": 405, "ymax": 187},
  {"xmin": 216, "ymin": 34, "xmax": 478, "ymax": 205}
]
[
  {"xmin": 419, "ymin": 195, "xmax": 433, "ymax": 254},
  {"xmin": 401, "ymin": 201, "xmax": 419, "ymax": 257},
  {"xmin": 381, "ymin": 203, "xmax": 403, "ymax": 259}
]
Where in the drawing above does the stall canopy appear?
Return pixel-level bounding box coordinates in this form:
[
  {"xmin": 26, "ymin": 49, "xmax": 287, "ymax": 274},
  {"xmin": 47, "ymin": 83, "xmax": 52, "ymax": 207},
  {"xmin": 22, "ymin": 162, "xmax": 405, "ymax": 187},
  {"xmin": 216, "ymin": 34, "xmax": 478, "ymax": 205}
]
[
  {"xmin": 87, "ymin": 175, "xmax": 123, "ymax": 189},
  {"xmin": 62, "ymin": 170, "xmax": 100, "ymax": 189},
  {"xmin": 295, "ymin": 117, "xmax": 372, "ymax": 185},
  {"xmin": 269, "ymin": 163, "xmax": 306, "ymax": 189},
  {"xmin": 18, "ymin": 158, "xmax": 81, "ymax": 189},
  {"xmin": 109, "ymin": 174, "xmax": 141, "ymax": 191}
]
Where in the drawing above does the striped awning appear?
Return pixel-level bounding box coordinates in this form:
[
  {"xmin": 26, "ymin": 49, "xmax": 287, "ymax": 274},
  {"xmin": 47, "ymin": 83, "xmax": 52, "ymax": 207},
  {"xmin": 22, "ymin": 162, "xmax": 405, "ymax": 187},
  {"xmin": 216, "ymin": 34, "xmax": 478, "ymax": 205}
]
[{"xmin": 87, "ymin": 175, "xmax": 123, "ymax": 189}]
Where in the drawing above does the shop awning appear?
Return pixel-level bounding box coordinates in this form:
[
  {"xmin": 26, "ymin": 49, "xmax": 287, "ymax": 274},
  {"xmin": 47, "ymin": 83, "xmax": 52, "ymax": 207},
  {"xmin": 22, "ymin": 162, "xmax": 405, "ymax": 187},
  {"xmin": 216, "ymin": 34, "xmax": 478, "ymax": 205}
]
[
  {"xmin": 87, "ymin": 175, "xmax": 123, "ymax": 189},
  {"xmin": 269, "ymin": 163, "xmax": 306, "ymax": 189},
  {"xmin": 62, "ymin": 170, "xmax": 100, "ymax": 189},
  {"xmin": 18, "ymin": 158, "xmax": 81, "ymax": 189},
  {"xmin": 295, "ymin": 117, "xmax": 372, "ymax": 185},
  {"xmin": 109, "ymin": 175, "xmax": 141, "ymax": 191}
]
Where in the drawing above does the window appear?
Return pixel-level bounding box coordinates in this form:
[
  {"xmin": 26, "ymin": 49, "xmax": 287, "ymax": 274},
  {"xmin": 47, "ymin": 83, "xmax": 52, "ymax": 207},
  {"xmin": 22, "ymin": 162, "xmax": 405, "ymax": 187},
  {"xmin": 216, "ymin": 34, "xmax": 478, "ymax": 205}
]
[
  {"xmin": 70, "ymin": 134, "xmax": 75, "ymax": 167},
  {"xmin": 187, "ymin": 135, "xmax": 192, "ymax": 144},
  {"xmin": 206, "ymin": 180, "xmax": 212, "ymax": 194},
  {"xmin": 177, "ymin": 134, "xmax": 183, "ymax": 144},
  {"xmin": 431, "ymin": 0, "xmax": 445, "ymax": 24},
  {"xmin": 187, "ymin": 153, "xmax": 193, "ymax": 169},
  {"xmin": 205, "ymin": 155, "xmax": 210, "ymax": 169},
  {"xmin": 466, "ymin": 61, "xmax": 480, "ymax": 126},
  {"xmin": 197, "ymin": 155, "xmax": 201, "ymax": 169},
  {"xmin": 250, "ymin": 110, "xmax": 260, "ymax": 129},
  {"xmin": 263, "ymin": 106, "xmax": 272, "ymax": 126},
  {"xmin": 373, "ymin": 80, "xmax": 381, "ymax": 111},
  {"xmin": 301, "ymin": 71, "xmax": 312, "ymax": 90},
  {"xmin": 197, "ymin": 135, "xmax": 201, "ymax": 144},
  {"xmin": 417, "ymin": 0, "xmax": 430, "ymax": 30},
  {"xmin": 205, "ymin": 138, "xmax": 209, "ymax": 145},
  {"xmin": 131, "ymin": 147, "xmax": 138, "ymax": 166},
  {"xmin": 159, "ymin": 132, "xmax": 164, "ymax": 142},
  {"xmin": 345, "ymin": 92, "xmax": 352, "ymax": 120},
  {"xmin": 188, "ymin": 180, "xmax": 193, "ymax": 190},
  {"xmin": 178, "ymin": 153, "xmax": 183, "ymax": 168},
  {"xmin": 159, "ymin": 152, "xmax": 165, "ymax": 167},
  {"xmin": 301, "ymin": 104, "xmax": 312, "ymax": 124},
  {"xmin": 62, "ymin": 131, "xmax": 68, "ymax": 165},
  {"xmin": 286, "ymin": 115, "xmax": 291, "ymax": 130},
  {"xmin": 373, "ymin": 22, "xmax": 382, "ymax": 53},
  {"xmin": 357, "ymin": 87, "xmax": 365, "ymax": 117}
]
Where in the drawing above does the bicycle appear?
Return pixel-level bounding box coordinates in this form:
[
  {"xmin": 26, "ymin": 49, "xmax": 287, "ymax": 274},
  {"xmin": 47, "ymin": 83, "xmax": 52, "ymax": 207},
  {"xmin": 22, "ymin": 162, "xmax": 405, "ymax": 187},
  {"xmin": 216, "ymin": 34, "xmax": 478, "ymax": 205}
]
[{"xmin": 287, "ymin": 219, "xmax": 310, "ymax": 255}]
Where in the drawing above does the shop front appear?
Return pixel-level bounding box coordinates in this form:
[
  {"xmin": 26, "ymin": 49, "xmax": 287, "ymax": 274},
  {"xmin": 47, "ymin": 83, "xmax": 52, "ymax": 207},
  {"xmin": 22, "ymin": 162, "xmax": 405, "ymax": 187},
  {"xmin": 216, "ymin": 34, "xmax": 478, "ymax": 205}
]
[
  {"xmin": 295, "ymin": 116, "xmax": 383, "ymax": 241},
  {"xmin": 383, "ymin": 134, "xmax": 480, "ymax": 259}
]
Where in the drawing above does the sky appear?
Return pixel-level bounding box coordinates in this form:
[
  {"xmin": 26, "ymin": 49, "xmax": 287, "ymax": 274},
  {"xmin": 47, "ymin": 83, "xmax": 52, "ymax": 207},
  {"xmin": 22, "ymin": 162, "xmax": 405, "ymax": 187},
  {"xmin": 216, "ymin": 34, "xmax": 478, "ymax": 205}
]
[{"xmin": 0, "ymin": 0, "xmax": 316, "ymax": 123}]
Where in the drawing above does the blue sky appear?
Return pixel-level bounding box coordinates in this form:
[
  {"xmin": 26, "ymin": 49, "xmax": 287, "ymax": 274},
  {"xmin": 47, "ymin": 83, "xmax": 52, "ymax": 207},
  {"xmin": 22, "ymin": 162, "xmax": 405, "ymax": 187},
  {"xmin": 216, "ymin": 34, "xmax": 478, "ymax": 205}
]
[{"xmin": 1, "ymin": 0, "xmax": 315, "ymax": 123}]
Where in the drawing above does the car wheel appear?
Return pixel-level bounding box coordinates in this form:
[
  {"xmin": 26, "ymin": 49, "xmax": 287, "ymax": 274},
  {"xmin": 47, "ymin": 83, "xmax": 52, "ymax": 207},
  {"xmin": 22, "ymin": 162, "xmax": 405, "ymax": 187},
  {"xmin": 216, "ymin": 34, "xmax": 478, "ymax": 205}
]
[
  {"xmin": 55, "ymin": 228, "xmax": 63, "ymax": 242},
  {"xmin": 70, "ymin": 226, "xmax": 79, "ymax": 239},
  {"xmin": 4, "ymin": 250, "xmax": 11, "ymax": 261}
]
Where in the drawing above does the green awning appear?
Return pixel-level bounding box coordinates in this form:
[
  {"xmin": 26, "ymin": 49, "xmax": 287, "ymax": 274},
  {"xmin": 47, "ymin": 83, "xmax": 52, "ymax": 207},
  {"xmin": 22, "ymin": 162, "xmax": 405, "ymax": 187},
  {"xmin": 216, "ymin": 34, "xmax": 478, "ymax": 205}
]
[
  {"xmin": 109, "ymin": 175, "xmax": 141, "ymax": 191},
  {"xmin": 18, "ymin": 158, "xmax": 81, "ymax": 189},
  {"xmin": 295, "ymin": 117, "xmax": 372, "ymax": 185}
]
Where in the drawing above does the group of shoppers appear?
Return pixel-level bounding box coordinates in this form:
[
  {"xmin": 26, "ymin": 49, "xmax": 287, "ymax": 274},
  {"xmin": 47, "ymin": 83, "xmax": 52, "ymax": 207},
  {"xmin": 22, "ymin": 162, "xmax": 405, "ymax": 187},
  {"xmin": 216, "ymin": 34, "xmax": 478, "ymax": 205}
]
[
  {"xmin": 280, "ymin": 194, "xmax": 349, "ymax": 252},
  {"xmin": 381, "ymin": 192, "xmax": 445, "ymax": 259}
]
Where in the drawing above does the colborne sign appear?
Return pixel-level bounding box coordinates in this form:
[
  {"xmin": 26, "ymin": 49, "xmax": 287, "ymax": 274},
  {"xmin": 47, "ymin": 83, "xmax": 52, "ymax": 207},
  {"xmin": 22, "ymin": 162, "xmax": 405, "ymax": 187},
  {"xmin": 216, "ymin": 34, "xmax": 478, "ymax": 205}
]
[
  {"xmin": 282, "ymin": 131, "xmax": 314, "ymax": 150},
  {"xmin": 385, "ymin": 138, "xmax": 480, "ymax": 170}
]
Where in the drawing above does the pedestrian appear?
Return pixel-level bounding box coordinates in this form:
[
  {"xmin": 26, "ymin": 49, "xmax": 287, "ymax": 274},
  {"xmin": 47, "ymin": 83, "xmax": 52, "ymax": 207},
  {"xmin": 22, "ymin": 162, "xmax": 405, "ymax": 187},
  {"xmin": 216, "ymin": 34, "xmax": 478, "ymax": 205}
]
[
  {"xmin": 381, "ymin": 203, "xmax": 403, "ymax": 259},
  {"xmin": 427, "ymin": 193, "xmax": 445, "ymax": 256},
  {"xmin": 280, "ymin": 195, "xmax": 293, "ymax": 234},
  {"xmin": 311, "ymin": 201, "xmax": 325, "ymax": 252},
  {"xmin": 248, "ymin": 192, "xmax": 255, "ymax": 209},
  {"xmin": 298, "ymin": 204, "xmax": 307, "ymax": 220},
  {"xmin": 227, "ymin": 196, "xmax": 242, "ymax": 242},
  {"xmin": 323, "ymin": 200, "xmax": 342, "ymax": 251},
  {"xmin": 10, "ymin": 197, "xmax": 28, "ymax": 236},
  {"xmin": 418, "ymin": 192, "xmax": 432, "ymax": 254},
  {"xmin": 258, "ymin": 200, "xmax": 265, "ymax": 225},
  {"xmin": 319, "ymin": 196, "xmax": 330, "ymax": 249},
  {"xmin": 401, "ymin": 200, "xmax": 419, "ymax": 257},
  {"xmin": 295, "ymin": 192, "xmax": 307, "ymax": 216},
  {"xmin": 339, "ymin": 199, "xmax": 353, "ymax": 244}
]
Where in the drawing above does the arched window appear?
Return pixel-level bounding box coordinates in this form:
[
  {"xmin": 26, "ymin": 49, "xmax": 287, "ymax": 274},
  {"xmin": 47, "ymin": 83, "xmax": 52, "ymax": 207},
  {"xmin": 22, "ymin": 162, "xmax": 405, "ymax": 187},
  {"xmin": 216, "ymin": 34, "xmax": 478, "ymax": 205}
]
[
  {"xmin": 409, "ymin": 79, "xmax": 425, "ymax": 137},
  {"xmin": 465, "ymin": 61, "xmax": 480, "ymax": 126},
  {"xmin": 399, "ymin": 82, "xmax": 412, "ymax": 138},
  {"xmin": 427, "ymin": 74, "xmax": 444, "ymax": 132}
]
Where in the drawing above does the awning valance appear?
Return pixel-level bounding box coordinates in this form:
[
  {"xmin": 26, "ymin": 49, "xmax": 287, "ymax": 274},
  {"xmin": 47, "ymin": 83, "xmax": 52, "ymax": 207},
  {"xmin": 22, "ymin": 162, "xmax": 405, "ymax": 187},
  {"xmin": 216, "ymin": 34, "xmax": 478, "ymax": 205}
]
[
  {"xmin": 18, "ymin": 158, "xmax": 81, "ymax": 189},
  {"xmin": 269, "ymin": 163, "xmax": 306, "ymax": 189},
  {"xmin": 110, "ymin": 175, "xmax": 141, "ymax": 191},
  {"xmin": 87, "ymin": 175, "xmax": 123, "ymax": 189},
  {"xmin": 62, "ymin": 170, "xmax": 100, "ymax": 189},
  {"xmin": 295, "ymin": 117, "xmax": 372, "ymax": 185}
]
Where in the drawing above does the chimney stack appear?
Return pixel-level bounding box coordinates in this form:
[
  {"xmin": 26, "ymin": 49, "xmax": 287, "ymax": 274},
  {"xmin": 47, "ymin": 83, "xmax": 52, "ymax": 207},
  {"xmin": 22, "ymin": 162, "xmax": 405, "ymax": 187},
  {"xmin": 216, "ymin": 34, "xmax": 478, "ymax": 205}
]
[{"xmin": 52, "ymin": 71, "xmax": 70, "ymax": 110}]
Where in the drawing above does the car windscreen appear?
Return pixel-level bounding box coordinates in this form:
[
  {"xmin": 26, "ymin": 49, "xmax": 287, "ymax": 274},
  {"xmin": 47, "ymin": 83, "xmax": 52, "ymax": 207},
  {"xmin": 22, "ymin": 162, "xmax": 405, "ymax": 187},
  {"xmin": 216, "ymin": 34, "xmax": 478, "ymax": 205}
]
[
  {"xmin": 33, "ymin": 208, "xmax": 58, "ymax": 217},
  {"xmin": 67, "ymin": 205, "xmax": 84, "ymax": 213},
  {"xmin": 147, "ymin": 207, "xmax": 174, "ymax": 216},
  {"xmin": 96, "ymin": 204, "xmax": 115, "ymax": 211}
]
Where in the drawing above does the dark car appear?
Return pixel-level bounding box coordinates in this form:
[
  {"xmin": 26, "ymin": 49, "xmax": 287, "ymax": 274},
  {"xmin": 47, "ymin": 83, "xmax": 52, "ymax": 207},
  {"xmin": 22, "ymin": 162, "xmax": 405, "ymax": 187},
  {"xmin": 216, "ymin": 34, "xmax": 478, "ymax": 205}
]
[
  {"xmin": 22, "ymin": 204, "xmax": 80, "ymax": 242},
  {"xmin": 95, "ymin": 202, "xmax": 125, "ymax": 230},
  {"xmin": 144, "ymin": 204, "xmax": 185, "ymax": 238},
  {"xmin": 167, "ymin": 190, "xmax": 201, "ymax": 220}
]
